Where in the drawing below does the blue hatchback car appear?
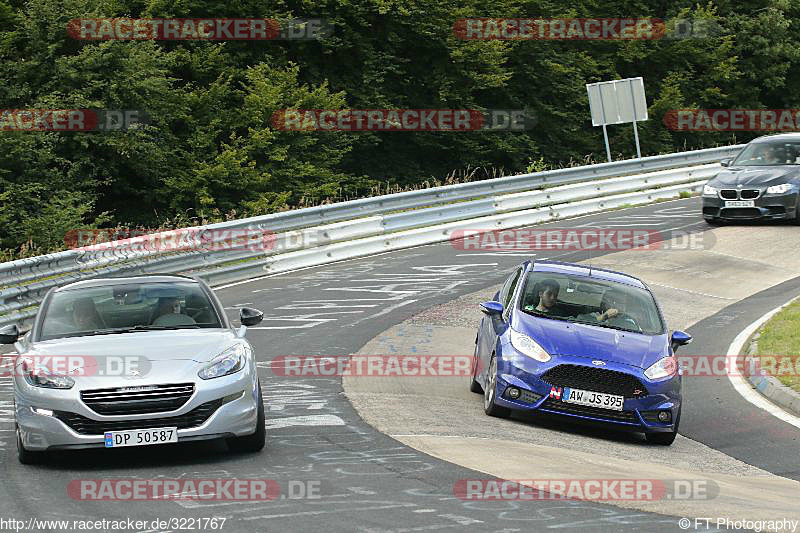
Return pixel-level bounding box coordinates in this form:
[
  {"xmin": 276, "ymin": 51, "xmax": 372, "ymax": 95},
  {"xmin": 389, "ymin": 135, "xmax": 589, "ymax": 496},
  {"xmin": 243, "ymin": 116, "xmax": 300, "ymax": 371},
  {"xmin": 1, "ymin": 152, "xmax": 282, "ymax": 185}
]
[{"xmin": 470, "ymin": 260, "xmax": 692, "ymax": 445}]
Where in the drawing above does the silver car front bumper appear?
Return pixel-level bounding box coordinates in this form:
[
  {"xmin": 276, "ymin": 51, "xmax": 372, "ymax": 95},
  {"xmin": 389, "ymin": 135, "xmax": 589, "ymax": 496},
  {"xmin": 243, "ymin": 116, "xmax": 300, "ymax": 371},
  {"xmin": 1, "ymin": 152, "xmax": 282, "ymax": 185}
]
[{"xmin": 15, "ymin": 363, "xmax": 259, "ymax": 451}]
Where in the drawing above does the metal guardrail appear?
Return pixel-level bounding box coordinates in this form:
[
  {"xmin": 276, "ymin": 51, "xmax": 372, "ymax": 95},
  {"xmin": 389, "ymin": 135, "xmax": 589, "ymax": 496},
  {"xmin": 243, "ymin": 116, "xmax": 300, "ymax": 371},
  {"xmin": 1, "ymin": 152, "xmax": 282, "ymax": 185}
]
[{"xmin": 0, "ymin": 145, "xmax": 742, "ymax": 327}]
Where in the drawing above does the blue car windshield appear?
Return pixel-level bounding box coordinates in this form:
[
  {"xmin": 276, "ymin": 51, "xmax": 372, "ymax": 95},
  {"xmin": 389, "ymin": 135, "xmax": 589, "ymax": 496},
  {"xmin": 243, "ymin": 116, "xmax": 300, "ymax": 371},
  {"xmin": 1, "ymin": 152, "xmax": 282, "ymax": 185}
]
[
  {"xmin": 38, "ymin": 282, "xmax": 222, "ymax": 341},
  {"xmin": 732, "ymin": 141, "xmax": 800, "ymax": 166},
  {"xmin": 518, "ymin": 271, "xmax": 665, "ymax": 335}
]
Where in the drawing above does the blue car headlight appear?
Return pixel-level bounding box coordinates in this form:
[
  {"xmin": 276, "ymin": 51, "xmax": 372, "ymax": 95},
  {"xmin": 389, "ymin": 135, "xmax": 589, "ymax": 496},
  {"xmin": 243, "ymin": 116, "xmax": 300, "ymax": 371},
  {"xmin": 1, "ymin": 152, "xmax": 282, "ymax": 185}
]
[
  {"xmin": 198, "ymin": 344, "xmax": 249, "ymax": 380},
  {"xmin": 644, "ymin": 356, "xmax": 678, "ymax": 381},
  {"xmin": 766, "ymin": 183, "xmax": 792, "ymax": 194},
  {"xmin": 509, "ymin": 329, "xmax": 551, "ymax": 362}
]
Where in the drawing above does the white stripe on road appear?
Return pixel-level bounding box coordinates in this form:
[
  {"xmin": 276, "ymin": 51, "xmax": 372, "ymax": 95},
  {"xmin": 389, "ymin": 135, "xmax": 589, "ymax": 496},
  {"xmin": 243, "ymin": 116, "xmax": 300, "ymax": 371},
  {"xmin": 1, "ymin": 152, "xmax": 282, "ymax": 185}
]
[
  {"xmin": 726, "ymin": 296, "xmax": 800, "ymax": 430},
  {"xmin": 265, "ymin": 414, "xmax": 346, "ymax": 429}
]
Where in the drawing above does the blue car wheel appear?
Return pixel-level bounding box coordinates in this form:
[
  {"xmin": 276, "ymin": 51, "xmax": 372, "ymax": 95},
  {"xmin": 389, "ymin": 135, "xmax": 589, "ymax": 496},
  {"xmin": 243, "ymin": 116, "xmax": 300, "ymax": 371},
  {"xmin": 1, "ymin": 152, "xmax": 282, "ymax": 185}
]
[
  {"xmin": 469, "ymin": 343, "xmax": 483, "ymax": 394},
  {"xmin": 483, "ymin": 355, "xmax": 511, "ymax": 418}
]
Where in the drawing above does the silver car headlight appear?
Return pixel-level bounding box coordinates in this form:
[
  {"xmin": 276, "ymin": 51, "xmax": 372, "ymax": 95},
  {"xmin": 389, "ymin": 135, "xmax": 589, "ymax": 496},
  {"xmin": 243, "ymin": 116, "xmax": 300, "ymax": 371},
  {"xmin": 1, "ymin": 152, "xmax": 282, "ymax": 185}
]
[
  {"xmin": 644, "ymin": 356, "xmax": 678, "ymax": 381},
  {"xmin": 20, "ymin": 359, "xmax": 74, "ymax": 389},
  {"xmin": 766, "ymin": 183, "xmax": 792, "ymax": 194},
  {"xmin": 702, "ymin": 184, "xmax": 718, "ymax": 196},
  {"xmin": 509, "ymin": 329, "xmax": 551, "ymax": 362},
  {"xmin": 198, "ymin": 344, "xmax": 249, "ymax": 380}
]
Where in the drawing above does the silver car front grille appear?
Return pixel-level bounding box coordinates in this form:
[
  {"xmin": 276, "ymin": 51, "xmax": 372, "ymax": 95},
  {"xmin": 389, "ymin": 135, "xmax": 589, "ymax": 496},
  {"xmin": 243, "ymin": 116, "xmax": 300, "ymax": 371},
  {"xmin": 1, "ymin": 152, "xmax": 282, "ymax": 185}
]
[{"xmin": 80, "ymin": 383, "xmax": 195, "ymax": 415}]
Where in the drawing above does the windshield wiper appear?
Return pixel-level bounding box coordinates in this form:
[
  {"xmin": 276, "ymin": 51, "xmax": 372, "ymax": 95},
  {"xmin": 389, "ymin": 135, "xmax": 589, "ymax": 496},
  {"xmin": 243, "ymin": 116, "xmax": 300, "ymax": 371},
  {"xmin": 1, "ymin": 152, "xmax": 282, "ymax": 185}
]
[
  {"xmin": 130, "ymin": 325, "xmax": 200, "ymax": 330},
  {"xmin": 521, "ymin": 309, "xmax": 575, "ymax": 324},
  {"xmin": 553, "ymin": 317, "xmax": 645, "ymax": 334},
  {"xmin": 81, "ymin": 325, "xmax": 200, "ymax": 335},
  {"xmin": 582, "ymin": 322, "xmax": 643, "ymax": 334}
]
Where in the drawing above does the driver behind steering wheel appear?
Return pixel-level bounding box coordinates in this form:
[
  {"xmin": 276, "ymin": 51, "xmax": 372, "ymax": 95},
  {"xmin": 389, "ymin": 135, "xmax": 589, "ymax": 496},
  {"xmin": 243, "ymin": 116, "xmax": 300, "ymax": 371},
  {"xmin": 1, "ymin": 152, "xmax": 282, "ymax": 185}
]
[{"xmin": 577, "ymin": 288, "xmax": 629, "ymax": 326}]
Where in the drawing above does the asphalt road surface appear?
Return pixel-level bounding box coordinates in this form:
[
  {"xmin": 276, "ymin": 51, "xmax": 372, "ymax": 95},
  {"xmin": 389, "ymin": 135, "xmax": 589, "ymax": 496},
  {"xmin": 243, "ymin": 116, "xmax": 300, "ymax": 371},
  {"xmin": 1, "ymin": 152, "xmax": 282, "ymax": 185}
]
[{"xmin": 3, "ymin": 198, "xmax": 793, "ymax": 532}]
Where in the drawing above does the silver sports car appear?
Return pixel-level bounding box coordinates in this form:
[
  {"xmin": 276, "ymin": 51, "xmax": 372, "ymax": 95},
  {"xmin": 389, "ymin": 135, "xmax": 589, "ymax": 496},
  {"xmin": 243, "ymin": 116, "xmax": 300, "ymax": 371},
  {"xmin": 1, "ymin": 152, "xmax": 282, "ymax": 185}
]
[{"xmin": 0, "ymin": 274, "xmax": 265, "ymax": 464}]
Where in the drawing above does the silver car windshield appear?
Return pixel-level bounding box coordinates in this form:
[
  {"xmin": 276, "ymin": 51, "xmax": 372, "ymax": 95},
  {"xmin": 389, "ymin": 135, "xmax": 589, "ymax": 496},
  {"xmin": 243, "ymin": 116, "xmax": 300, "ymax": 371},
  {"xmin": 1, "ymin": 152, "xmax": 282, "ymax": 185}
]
[
  {"xmin": 518, "ymin": 271, "xmax": 665, "ymax": 335},
  {"xmin": 39, "ymin": 282, "xmax": 222, "ymax": 341},
  {"xmin": 732, "ymin": 141, "xmax": 800, "ymax": 166}
]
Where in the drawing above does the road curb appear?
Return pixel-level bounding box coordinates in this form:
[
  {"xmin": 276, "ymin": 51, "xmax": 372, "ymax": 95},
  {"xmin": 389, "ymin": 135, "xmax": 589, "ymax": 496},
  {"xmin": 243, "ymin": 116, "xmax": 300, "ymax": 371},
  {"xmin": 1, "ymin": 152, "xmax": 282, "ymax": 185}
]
[{"xmin": 744, "ymin": 321, "xmax": 800, "ymax": 418}]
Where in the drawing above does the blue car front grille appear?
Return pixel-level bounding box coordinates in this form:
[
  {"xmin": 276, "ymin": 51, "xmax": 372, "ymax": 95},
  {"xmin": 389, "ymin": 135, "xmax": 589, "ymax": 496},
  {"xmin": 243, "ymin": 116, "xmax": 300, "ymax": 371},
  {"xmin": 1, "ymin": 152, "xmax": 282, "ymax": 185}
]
[{"xmin": 540, "ymin": 364, "xmax": 648, "ymax": 398}]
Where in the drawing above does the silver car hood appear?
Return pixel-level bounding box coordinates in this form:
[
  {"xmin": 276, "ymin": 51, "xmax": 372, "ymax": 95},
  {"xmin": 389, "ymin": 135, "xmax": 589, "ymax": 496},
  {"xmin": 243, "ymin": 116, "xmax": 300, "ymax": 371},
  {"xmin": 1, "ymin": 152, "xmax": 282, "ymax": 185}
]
[{"xmin": 23, "ymin": 329, "xmax": 239, "ymax": 363}]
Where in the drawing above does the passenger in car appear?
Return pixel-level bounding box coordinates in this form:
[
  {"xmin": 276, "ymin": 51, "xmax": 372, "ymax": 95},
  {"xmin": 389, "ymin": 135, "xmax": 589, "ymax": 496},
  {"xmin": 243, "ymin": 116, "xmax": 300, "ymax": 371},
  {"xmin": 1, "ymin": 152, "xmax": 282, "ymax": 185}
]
[
  {"xmin": 152, "ymin": 296, "xmax": 197, "ymax": 326},
  {"xmin": 524, "ymin": 279, "xmax": 560, "ymax": 314},
  {"xmin": 72, "ymin": 297, "xmax": 104, "ymax": 330},
  {"xmin": 763, "ymin": 145, "xmax": 786, "ymax": 165},
  {"xmin": 153, "ymin": 297, "xmax": 181, "ymax": 320}
]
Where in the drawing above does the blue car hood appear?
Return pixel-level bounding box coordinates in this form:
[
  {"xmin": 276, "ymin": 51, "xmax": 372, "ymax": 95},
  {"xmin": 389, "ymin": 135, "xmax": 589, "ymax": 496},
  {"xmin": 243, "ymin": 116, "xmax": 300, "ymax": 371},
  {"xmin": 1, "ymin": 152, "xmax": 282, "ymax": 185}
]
[{"xmin": 512, "ymin": 312, "xmax": 668, "ymax": 369}]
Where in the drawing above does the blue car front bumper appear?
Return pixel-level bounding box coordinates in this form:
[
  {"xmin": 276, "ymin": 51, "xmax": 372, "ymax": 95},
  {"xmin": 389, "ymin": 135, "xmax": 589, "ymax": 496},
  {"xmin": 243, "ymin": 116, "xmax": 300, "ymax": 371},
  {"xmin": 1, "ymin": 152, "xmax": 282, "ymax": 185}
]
[{"xmin": 492, "ymin": 350, "xmax": 681, "ymax": 435}]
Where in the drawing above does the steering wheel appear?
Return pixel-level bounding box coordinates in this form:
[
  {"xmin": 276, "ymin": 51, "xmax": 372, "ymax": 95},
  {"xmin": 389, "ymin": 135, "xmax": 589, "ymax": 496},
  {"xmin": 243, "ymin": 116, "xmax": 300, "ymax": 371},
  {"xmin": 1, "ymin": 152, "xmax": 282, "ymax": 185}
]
[{"xmin": 614, "ymin": 313, "xmax": 641, "ymax": 332}]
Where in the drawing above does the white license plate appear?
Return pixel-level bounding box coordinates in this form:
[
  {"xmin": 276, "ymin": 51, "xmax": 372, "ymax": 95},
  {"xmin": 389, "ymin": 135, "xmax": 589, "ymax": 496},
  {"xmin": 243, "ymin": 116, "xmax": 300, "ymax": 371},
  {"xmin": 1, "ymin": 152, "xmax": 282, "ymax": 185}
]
[
  {"xmin": 562, "ymin": 387, "xmax": 624, "ymax": 411},
  {"xmin": 724, "ymin": 200, "xmax": 755, "ymax": 207},
  {"xmin": 104, "ymin": 427, "xmax": 178, "ymax": 448}
]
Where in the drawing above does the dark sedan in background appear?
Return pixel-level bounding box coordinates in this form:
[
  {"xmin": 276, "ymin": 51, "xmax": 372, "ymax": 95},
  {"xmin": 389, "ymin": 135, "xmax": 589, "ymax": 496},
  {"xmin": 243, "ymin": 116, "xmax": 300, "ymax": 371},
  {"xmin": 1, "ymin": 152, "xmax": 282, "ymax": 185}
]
[{"xmin": 702, "ymin": 133, "xmax": 800, "ymax": 224}]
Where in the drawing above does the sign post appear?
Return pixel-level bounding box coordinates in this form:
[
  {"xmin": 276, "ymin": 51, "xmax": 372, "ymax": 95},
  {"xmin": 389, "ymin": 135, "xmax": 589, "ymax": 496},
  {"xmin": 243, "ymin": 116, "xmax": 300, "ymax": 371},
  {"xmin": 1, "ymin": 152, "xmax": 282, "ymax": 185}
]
[{"xmin": 587, "ymin": 77, "xmax": 647, "ymax": 162}]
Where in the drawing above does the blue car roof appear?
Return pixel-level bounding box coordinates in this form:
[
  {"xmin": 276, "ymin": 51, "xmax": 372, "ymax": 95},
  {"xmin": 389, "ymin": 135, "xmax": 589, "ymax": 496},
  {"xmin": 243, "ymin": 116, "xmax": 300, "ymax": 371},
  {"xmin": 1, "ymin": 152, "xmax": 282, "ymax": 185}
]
[{"xmin": 530, "ymin": 260, "xmax": 647, "ymax": 289}]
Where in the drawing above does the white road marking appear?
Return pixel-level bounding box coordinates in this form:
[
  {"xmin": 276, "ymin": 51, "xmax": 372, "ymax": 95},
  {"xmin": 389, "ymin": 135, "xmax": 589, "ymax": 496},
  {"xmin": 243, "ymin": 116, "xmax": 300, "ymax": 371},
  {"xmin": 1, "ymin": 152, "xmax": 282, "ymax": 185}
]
[
  {"xmin": 266, "ymin": 414, "xmax": 346, "ymax": 429},
  {"xmin": 726, "ymin": 296, "xmax": 800, "ymax": 430},
  {"xmin": 438, "ymin": 514, "xmax": 483, "ymax": 525},
  {"xmin": 216, "ymin": 249, "xmax": 435, "ymax": 290},
  {"xmin": 389, "ymin": 434, "xmax": 465, "ymax": 438},
  {"xmin": 348, "ymin": 487, "xmax": 377, "ymax": 496},
  {"xmin": 350, "ymin": 299, "xmax": 418, "ymax": 326},
  {"xmin": 455, "ymin": 252, "xmax": 539, "ymax": 257},
  {"xmin": 242, "ymin": 502, "xmax": 417, "ymax": 520}
]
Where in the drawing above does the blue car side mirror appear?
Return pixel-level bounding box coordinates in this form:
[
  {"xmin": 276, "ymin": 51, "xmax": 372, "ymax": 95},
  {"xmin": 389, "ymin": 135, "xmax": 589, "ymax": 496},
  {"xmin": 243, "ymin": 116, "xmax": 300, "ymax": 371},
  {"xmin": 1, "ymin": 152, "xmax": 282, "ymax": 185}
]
[
  {"xmin": 671, "ymin": 330, "xmax": 692, "ymax": 352},
  {"xmin": 480, "ymin": 301, "xmax": 504, "ymax": 317}
]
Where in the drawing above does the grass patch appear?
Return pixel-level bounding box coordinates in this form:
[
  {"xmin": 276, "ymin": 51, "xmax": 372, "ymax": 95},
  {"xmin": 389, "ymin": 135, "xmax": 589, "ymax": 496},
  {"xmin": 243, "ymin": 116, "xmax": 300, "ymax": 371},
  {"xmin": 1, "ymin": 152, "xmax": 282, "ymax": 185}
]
[{"xmin": 754, "ymin": 300, "xmax": 800, "ymax": 393}]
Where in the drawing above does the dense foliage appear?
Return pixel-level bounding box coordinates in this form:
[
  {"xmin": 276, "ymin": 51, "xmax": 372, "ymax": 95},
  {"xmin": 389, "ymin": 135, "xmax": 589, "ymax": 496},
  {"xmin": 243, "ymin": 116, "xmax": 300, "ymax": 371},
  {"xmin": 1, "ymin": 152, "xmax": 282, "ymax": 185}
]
[{"xmin": 0, "ymin": 0, "xmax": 796, "ymax": 254}]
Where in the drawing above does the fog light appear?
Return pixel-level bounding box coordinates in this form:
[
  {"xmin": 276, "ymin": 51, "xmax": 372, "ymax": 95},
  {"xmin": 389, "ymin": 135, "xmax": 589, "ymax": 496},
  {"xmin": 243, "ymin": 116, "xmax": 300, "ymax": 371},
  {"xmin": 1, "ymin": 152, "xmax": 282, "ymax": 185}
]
[
  {"xmin": 222, "ymin": 390, "xmax": 246, "ymax": 404},
  {"xmin": 657, "ymin": 411, "xmax": 671, "ymax": 423},
  {"xmin": 506, "ymin": 387, "xmax": 521, "ymax": 399},
  {"xmin": 32, "ymin": 407, "xmax": 53, "ymax": 417}
]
